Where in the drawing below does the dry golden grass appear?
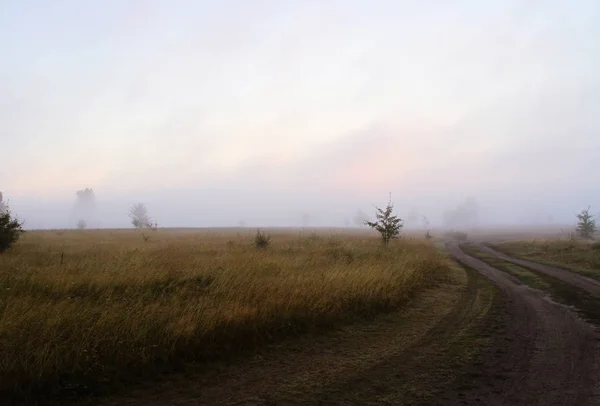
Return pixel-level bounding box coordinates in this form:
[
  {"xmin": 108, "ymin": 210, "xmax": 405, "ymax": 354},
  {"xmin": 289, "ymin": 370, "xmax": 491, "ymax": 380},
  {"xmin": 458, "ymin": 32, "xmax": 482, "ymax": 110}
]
[
  {"xmin": 493, "ymin": 238, "xmax": 600, "ymax": 278},
  {"xmin": 0, "ymin": 228, "xmax": 452, "ymax": 400}
]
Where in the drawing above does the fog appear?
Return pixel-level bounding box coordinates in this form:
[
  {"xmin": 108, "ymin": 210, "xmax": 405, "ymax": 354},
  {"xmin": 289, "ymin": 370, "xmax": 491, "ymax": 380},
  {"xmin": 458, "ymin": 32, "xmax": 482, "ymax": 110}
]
[{"xmin": 1, "ymin": 1, "xmax": 599, "ymax": 229}]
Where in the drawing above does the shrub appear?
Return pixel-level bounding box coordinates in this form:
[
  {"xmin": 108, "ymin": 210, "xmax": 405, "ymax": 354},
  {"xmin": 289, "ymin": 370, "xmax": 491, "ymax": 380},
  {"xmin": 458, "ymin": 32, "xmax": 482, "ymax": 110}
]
[
  {"xmin": 365, "ymin": 194, "xmax": 403, "ymax": 246},
  {"xmin": 129, "ymin": 203, "xmax": 152, "ymax": 229},
  {"xmin": 0, "ymin": 210, "xmax": 24, "ymax": 253},
  {"xmin": 576, "ymin": 206, "xmax": 596, "ymax": 239},
  {"xmin": 254, "ymin": 229, "xmax": 271, "ymax": 249}
]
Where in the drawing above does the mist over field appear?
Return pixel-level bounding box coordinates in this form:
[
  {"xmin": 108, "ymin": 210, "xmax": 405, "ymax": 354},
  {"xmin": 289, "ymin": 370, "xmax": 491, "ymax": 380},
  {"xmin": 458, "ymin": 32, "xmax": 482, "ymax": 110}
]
[{"xmin": 1, "ymin": 1, "xmax": 599, "ymax": 229}]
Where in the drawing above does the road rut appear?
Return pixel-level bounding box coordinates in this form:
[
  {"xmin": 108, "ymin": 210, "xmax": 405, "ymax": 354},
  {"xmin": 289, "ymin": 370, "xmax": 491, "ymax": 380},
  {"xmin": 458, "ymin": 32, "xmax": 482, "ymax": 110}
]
[
  {"xmin": 447, "ymin": 241, "xmax": 600, "ymax": 405},
  {"xmin": 477, "ymin": 243, "xmax": 600, "ymax": 297}
]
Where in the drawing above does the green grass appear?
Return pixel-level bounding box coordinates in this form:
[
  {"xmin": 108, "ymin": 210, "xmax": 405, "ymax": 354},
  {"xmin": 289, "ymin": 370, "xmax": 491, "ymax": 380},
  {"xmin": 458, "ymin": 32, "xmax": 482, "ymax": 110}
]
[
  {"xmin": 460, "ymin": 244, "xmax": 550, "ymax": 291},
  {"xmin": 492, "ymin": 239, "xmax": 600, "ymax": 279},
  {"xmin": 0, "ymin": 229, "xmax": 452, "ymax": 403}
]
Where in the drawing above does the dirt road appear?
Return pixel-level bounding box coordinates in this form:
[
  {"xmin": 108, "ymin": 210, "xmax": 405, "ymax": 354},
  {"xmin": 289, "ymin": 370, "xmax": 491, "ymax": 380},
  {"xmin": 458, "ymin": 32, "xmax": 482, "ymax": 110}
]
[
  {"xmin": 477, "ymin": 243, "xmax": 600, "ymax": 296},
  {"xmin": 446, "ymin": 241, "xmax": 600, "ymax": 405}
]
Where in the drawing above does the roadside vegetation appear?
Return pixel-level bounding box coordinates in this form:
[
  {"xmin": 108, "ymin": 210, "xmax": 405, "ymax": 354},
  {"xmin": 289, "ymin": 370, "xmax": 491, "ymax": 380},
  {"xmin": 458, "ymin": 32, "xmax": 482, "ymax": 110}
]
[
  {"xmin": 491, "ymin": 239, "xmax": 600, "ymax": 278},
  {"xmin": 488, "ymin": 206, "xmax": 599, "ymax": 278},
  {"xmin": 461, "ymin": 243, "xmax": 600, "ymax": 324},
  {"xmin": 0, "ymin": 228, "xmax": 452, "ymax": 402}
]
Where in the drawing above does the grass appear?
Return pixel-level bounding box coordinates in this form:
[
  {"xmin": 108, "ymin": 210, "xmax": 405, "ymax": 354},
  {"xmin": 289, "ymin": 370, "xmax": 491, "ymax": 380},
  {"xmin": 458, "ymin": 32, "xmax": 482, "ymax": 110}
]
[
  {"xmin": 94, "ymin": 263, "xmax": 498, "ymax": 406},
  {"xmin": 492, "ymin": 238, "xmax": 600, "ymax": 278},
  {"xmin": 461, "ymin": 244, "xmax": 551, "ymax": 291},
  {"xmin": 0, "ymin": 228, "xmax": 452, "ymax": 403},
  {"xmin": 462, "ymin": 243, "xmax": 600, "ymax": 325}
]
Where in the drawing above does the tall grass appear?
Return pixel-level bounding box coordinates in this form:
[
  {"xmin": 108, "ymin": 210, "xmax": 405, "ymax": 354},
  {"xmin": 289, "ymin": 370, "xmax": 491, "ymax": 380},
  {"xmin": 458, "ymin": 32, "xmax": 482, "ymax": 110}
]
[{"xmin": 0, "ymin": 229, "xmax": 451, "ymax": 400}]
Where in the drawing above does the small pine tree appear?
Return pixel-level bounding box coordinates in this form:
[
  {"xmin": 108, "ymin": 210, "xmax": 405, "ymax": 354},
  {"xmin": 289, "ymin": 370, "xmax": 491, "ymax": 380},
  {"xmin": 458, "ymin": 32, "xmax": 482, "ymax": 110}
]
[
  {"xmin": 0, "ymin": 209, "xmax": 24, "ymax": 253},
  {"xmin": 576, "ymin": 206, "xmax": 596, "ymax": 239},
  {"xmin": 365, "ymin": 194, "xmax": 404, "ymax": 246},
  {"xmin": 254, "ymin": 229, "xmax": 271, "ymax": 249}
]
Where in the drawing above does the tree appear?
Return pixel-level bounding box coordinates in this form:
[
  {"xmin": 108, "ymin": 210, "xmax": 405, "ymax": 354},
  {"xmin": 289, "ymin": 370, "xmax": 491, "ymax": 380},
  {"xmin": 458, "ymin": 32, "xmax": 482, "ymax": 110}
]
[
  {"xmin": 0, "ymin": 191, "xmax": 7, "ymax": 213},
  {"xmin": 254, "ymin": 229, "xmax": 271, "ymax": 249},
  {"xmin": 576, "ymin": 206, "xmax": 596, "ymax": 239},
  {"xmin": 129, "ymin": 203, "xmax": 152, "ymax": 229},
  {"xmin": 0, "ymin": 206, "xmax": 24, "ymax": 253},
  {"xmin": 365, "ymin": 195, "xmax": 403, "ymax": 246},
  {"xmin": 76, "ymin": 219, "xmax": 87, "ymax": 230},
  {"xmin": 422, "ymin": 215, "xmax": 433, "ymax": 240},
  {"xmin": 74, "ymin": 188, "xmax": 96, "ymax": 228}
]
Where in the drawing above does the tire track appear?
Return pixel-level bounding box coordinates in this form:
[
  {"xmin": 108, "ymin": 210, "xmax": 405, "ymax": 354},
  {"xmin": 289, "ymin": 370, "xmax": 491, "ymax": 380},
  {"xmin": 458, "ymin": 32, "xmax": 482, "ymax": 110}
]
[
  {"xmin": 446, "ymin": 241, "xmax": 600, "ymax": 405},
  {"xmin": 477, "ymin": 243, "xmax": 600, "ymax": 296}
]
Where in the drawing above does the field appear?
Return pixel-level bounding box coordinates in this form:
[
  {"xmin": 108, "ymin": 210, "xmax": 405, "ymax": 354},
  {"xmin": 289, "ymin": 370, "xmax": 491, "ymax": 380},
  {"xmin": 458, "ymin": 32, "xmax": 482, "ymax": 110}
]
[
  {"xmin": 0, "ymin": 228, "xmax": 452, "ymax": 402},
  {"xmin": 492, "ymin": 238, "xmax": 600, "ymax": 278}
]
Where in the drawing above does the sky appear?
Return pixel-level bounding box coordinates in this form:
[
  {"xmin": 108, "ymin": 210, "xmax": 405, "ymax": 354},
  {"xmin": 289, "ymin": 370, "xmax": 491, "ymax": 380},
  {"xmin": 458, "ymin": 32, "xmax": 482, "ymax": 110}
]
[{"xmin": 1, "ymin": 0, "xmax": 599, "ymax": 229}]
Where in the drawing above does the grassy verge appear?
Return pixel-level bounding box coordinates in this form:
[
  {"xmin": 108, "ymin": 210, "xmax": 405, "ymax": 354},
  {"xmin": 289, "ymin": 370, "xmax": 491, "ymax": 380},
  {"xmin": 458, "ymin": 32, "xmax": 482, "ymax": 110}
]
[
  {"xmin": 491, "ymin": 239, "xmax": 600, "ymax": 279},
  {"xmin": 0, "ymin": 229, "xmax": 452, "ymax": 403},
  {"xmin": 461, "ymin": 244, "xmax": 551, "ymax": 291},
  {"xmin": 383, "ymin": 265, "xmax": 501, "ymax": 405},
  {"xmin": 462, "ymin": 243, "xmax": 600, "ymax": 325}
]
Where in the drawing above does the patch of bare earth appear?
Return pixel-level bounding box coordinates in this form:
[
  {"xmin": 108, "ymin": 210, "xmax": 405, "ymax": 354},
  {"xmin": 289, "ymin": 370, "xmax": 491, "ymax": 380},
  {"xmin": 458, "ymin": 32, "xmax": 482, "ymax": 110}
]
[{"xmin": 446, "ymin": 242, "xmax": 600, "ymax": 405}]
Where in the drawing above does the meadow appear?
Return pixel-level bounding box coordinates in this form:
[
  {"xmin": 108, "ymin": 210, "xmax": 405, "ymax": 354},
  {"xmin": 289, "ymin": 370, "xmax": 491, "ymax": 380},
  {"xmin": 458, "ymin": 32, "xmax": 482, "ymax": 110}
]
[
  {"xmin": 0, "ymin": 228, "xmax": 452, "ymax": 401},
  {"xmin": 493, "ymin": 238, "xmax": 600, "ymax": 278}
]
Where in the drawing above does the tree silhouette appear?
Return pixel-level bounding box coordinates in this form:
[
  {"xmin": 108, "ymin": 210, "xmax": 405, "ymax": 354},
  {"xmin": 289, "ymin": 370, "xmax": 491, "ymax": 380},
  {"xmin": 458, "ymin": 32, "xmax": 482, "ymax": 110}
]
[
  {"xmin": 365, "ymin": 195, "xmax": 403, "ymax": 246},
  {"xmin": 576, "ymin": 207, "xmax": 596, "ymax": 239}
]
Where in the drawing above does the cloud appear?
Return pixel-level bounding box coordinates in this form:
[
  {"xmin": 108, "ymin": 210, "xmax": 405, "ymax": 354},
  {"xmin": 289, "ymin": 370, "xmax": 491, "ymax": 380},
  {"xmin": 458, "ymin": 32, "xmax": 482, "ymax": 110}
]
[{"xmin": 1, "ymin": 0, "xmax": 599, "ymax": 227}]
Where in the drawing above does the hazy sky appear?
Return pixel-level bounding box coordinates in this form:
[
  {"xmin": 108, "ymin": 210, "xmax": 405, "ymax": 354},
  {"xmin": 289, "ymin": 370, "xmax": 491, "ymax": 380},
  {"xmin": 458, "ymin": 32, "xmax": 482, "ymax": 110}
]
[{"xmin": 1, "ymin": 1, "xmax": 599, "ymax": 228}]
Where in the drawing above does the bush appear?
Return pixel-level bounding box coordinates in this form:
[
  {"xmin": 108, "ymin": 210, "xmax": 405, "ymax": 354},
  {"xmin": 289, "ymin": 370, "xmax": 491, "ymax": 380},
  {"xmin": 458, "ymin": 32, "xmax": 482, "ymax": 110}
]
[
  {"xmin": 576, "ymin": 206, "xmax": 596, "ymax": 239},
  {"xmin": 0, "ymin": 210, "xmax": 24, "ymax": 253},
  {"xmin": 254, "ymin": 229, "xmax": 271, "ymax": 249},
  {"xmin": 365, "ymin": 195, "xmax": 403, "ymax": 246}
]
